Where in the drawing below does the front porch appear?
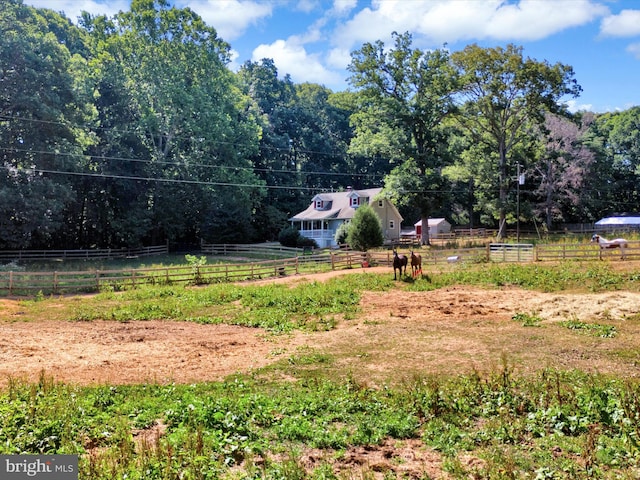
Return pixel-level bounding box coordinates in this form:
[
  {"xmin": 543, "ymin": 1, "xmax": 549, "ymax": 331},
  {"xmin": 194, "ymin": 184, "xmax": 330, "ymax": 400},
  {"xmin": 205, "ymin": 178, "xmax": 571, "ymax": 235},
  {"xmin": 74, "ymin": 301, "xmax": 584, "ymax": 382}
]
[{"xmin": 299, "ymin": 229, "xmax": 336, "ymax": 248}]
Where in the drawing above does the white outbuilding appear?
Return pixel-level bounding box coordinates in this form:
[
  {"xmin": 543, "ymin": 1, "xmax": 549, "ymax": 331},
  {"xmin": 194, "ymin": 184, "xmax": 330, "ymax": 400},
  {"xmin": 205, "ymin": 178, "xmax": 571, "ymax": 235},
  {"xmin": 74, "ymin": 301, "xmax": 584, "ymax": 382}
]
[
  {"xmin": 414, "ymin": 218, "xmax": 452, "ymax": 237},
  {"xmin": 595, "ymin": 215, "xmax": 640, "ymax": 230}
]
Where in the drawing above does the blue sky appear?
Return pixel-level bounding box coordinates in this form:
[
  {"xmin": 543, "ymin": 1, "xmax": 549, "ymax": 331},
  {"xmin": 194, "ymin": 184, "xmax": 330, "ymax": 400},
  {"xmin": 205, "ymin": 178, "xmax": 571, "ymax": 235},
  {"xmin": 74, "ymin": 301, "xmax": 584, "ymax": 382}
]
[{"xmin": 24, "ymin": 0, "xmax": 640, "ymax": 113}]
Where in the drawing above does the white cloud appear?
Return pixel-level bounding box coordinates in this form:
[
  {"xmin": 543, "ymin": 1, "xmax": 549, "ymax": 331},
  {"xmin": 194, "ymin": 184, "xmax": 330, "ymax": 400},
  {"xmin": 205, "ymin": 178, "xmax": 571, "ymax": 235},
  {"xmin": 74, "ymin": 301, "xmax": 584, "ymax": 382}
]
[
  {"xmin": 484, "ymin": 0, "xmax": 608, "ymax": 41},
  {"xmin": 295, "ymin": 0, "xmax": 318, "ymax": 14},
  {"xmin": 252, "ymin": 39, "xmax": 344, "ymax": 87},
  {"xmin": 257, "ymin": 0, "xmax": 357, "ymax": 85},
  {"xmin": 333, "ymin": 0, "xmax": 608, "ymax": 52},
  {"xmin": 331, "ymin": 0, "xmax": 357, "ymax": 16},
  {"xmin": 627, "ymin": 42, "xmax": 640, "ymax": 59},
  {"xmin": 600, "ymin": 9, "xmax": 640, "ymax": 37},
  {"xmin": 185, "ymin": 0, "xmax": 273, "ymax": 41},
  {"xmin": 565, "ymin": 99, "xmax": 593, "ymax": 113},
  {"xmin": 326, "ymin": 46, "xmax": 352, "ymax": 70}
]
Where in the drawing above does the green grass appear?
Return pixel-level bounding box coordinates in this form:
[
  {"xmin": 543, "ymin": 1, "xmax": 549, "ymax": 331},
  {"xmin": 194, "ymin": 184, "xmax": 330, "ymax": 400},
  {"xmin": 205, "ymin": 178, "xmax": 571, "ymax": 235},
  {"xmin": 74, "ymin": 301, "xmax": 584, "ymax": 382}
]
[
  {"xmin": 4, "ymin": 261, "xmax": 640, "ymax": 478},
  {"xmin": 560, "ymin": 317, "xmax": 618, "ymax": 338},
  {"xmin": 2, "ymin": 370, "xmax": 640, "ymax": 478},
  {"xmin": 407, "ymin": 261, "xmax": 640, "ymax": 293},
  {"xmin": 67, "ymin": 273, "xmax": 391, "ymax": 333}
]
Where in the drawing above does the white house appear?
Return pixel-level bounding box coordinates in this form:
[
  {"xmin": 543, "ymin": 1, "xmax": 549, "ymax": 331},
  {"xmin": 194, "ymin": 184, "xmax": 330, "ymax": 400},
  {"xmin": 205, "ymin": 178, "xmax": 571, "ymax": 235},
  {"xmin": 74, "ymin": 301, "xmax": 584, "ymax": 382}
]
[{"xmin": 289, "ymin": 188, "xmax": 403, "ymax": 248}]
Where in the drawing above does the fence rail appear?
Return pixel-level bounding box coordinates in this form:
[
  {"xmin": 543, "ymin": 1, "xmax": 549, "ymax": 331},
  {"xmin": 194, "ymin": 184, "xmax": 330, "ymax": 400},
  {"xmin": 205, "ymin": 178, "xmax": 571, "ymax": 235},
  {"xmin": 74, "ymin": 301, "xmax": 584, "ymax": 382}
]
[
  {"xmin": 535, "ymin": 241, "xmax": 640, "ymax": 261},
  {"xmin": 0, "ymin": 251, "xmax": 369, "ymax": 296},
  {"xmin": 0, "ymin": 244, "xmax": 168, "ymax": 261},
  {"xmin": 489, "ymin": 243, "xmax": 535, "ymax": 262},
  {"xmin": 2, "ymin": 241, "xmax": 639, "ymax": 296},
  {"xmin": 200, "ymin": 243, "xmax": 303, "ymax": 257}
]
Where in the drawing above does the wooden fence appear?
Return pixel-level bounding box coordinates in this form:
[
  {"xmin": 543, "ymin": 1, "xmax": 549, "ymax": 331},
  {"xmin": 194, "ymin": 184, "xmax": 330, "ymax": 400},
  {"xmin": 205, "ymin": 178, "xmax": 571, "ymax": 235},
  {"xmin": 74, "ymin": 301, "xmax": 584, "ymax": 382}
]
[
  {"xmin": 200, "ymin": 242, "xmax": 303, "ymax": 257},
  {"xmin": 535, "ymin": 241, "xmax": 640, "ymax": 261},
  {"xmin": 1, "ymin": 241, "xmax": 639, "ymax": 296},
  {"xmin": 0, "ymin": 244, "xmax": 168, "ymax": 261},
  {"xmin": 0, "ymin": 251, "xmax": 370, "ymax": 296},
  {"xmin": 489, "ymin": 243, "xmax": 535, "ymax": 262}
]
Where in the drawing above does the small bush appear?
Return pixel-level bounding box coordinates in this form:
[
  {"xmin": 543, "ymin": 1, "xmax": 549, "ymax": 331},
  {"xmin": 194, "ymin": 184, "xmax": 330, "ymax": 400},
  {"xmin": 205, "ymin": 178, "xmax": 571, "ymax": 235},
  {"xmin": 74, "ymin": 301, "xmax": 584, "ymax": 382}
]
[
  {"xmin": 346, "ymin": 204, "xmax": 384, "ymax": 251},
  {"xmin": 334, "ymin": 222, "xmax": 351, "ymax": 246},
  {"xmin": 278, "ymin": 225, "xmax": 301, "ymax": 247},
  {"xmin": 296, "ymin": 236, "xmax": 318, "ymax": 249}
]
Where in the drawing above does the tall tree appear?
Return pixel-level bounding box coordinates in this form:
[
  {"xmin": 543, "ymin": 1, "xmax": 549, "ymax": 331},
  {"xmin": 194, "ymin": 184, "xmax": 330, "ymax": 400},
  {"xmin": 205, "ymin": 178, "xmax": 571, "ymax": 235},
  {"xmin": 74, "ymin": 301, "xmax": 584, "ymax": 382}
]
[
  {"xmin": 238, "ymin": 60, "xmax": 353, "ymax": 240},
  {"xmin": 0, "ymin": 0, "xmax": 94, "ymax": 248},
  {"xmin": 581, "ymin": 107, "xmax": 640, "ymax": 218},
  {"xmin": 451, "ymin": 44, "xmax": 582, "ymax": 238},
  {"xmin": 533, "ymin": 113, "xmax": 595, "ymax": 229},
  {"xmin": 86, "ymin": 0, "xmax": 264, "ymax": 245},
  {"xmin": 237, "ymin": 58, "xmax": 303, "ymax": 240},
  {"xmin": 347, "ymin": 32, "xmax": 457, "ymax": 244}
]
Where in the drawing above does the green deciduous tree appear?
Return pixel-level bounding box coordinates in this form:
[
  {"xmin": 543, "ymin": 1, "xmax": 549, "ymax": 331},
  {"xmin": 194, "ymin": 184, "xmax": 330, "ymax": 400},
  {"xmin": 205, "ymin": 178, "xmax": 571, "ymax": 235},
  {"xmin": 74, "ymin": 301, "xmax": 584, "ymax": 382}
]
[
  {"xmin": 347, "ymin": 32, "xmax": 457, "ymax": 244},
  {"xmin": 346, "ymin": 203, "xmax": 383, "ymax": 251},
  {"xmin": 85, "ymin": 0, "xmax": 264, "ymax": 246},
  {"xmin": 451, "ymin": 43, "xmax": 582, "ymax": 238},
  {"xmin": 0, "ymin": 0, "xmax": 94, "ymax": 248},
  {"xmin": 581, "ymin": 107, "xmax": 640, "ymax": 218}
]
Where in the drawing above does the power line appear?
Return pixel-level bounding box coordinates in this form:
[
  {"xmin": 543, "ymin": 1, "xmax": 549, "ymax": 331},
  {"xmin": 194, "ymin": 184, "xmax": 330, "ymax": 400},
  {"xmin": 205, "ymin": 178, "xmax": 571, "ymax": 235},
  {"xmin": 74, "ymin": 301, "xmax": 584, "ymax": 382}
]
[
  {"xmin": 0, "ymin": 114, "xmax": 378, "ymax": 169},
  {"xmin": 2, "ymin": 165, "xmax": 323, "ymax": 191},
  {"xmin": 0, "ymin": 146, "xmax": 384, "ymax": 180}
]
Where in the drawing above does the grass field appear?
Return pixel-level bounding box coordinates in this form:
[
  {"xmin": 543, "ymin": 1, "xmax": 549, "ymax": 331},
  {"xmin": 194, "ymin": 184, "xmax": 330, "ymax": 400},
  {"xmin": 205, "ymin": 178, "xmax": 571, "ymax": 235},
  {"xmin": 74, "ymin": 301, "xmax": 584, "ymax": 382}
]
[{"xmin": 2, "ymin": 261, "xmax": 640, "ymax": 478}]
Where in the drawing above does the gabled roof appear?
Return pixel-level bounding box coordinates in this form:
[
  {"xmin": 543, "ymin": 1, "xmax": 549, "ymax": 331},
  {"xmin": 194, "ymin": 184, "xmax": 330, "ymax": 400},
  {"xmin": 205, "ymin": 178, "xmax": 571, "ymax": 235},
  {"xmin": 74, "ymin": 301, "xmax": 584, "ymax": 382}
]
[
  {"xmin": 312, "ymin": 193, "xmax": 333, "ymax": 202},
  {"xmin": 290, "ymin": 188, "xmax": 399, "ymax": 222},
  {"xmin": 414, "ymin": 218, "xmax": 450, "ymax": 227}
]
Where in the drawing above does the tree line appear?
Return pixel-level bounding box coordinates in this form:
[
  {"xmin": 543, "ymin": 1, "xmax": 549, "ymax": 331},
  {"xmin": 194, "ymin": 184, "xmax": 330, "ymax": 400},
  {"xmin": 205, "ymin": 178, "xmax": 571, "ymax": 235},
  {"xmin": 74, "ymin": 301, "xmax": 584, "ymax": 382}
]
[{"xmin": 1, "ymin": 0, "xmax": 638, "ymax": 250}]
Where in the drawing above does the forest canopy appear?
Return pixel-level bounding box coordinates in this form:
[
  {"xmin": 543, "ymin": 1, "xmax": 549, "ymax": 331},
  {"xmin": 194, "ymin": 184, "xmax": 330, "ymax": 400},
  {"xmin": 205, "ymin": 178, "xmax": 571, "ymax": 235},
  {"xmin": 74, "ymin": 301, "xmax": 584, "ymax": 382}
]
[{"xmin": 1, "ymin": 0, "xmax": 638, "ymax": 249}]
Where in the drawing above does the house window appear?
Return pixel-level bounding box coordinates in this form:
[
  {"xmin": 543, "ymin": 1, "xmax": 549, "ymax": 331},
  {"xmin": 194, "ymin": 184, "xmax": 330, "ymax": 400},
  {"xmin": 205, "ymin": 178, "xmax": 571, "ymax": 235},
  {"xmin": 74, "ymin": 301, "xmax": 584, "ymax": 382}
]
[
  {"xmin": 350, "ymin": 197, "xmax": 360, "ymax": 207},
  {"xmin": 315, "ymin": 200, "xmax": 323, "ymax": 209},
  {"xmin": 389, "ymin": 220, "xmax": 395, "ymax": 229},
  {"xmin": 378, "ymin": 200, "xmax": 383, "ymax": 208}
]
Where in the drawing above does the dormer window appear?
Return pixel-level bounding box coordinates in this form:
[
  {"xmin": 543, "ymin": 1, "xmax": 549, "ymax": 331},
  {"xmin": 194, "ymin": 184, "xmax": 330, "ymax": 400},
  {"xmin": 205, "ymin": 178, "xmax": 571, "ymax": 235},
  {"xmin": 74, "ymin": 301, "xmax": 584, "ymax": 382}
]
[
  {"xmin": 350, "ymin": 196, "xmax": 360, "ymax": 207},
  {"xmin": 315, "ymin": 200, "xmax": 324, "ymax": 210}
]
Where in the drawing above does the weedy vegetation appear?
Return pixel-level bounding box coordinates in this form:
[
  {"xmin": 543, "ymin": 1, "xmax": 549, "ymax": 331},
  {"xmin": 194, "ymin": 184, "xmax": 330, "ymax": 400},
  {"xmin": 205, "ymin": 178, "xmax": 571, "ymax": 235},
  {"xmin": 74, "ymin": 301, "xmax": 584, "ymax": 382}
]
[{"xmin": 3, "ymin": 261, "xmax": 640, "ymax": 478}]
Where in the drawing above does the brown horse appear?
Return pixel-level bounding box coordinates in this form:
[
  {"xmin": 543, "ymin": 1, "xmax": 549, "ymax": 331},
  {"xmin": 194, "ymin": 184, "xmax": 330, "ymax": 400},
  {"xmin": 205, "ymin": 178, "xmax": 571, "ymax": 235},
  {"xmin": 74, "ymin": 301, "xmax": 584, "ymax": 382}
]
[
  {"xmin": 410, "ymin": 250, "xmax": 422, "ymax": 277},
  {"xmin": 393, "ymin": 249, "xmax": 408, "ymax": 280}
]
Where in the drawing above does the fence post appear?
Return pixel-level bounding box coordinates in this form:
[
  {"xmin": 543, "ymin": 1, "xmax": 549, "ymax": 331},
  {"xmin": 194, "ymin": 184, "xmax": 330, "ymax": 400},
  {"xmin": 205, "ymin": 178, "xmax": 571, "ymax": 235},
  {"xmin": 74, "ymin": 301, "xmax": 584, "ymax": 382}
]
[
  {"xmin": 331, "ymin": 253, "xmax": 335, "ymax": 270},
  {"xmin": 295, "ymin": 256, "xmax": 299, "ymax": 274},
  {"xmin": 54, "ymin": 271, "xmax": 58, "ymax": 294},
  {"xmin": 96, "ymin": 270, "xmax": 100, "ymax": 291},
  {"xmin": 9, "ymin": 271, "xmax": 13, "ymax": 295}
]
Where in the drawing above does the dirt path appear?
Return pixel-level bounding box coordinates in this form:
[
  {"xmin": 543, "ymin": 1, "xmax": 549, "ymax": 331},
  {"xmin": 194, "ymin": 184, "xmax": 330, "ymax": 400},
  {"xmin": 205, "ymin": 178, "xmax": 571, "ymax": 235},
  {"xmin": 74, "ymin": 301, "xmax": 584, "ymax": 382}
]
[{"xmin": 2, "ymin": 266, "xmax": 640, "ymax": 386}]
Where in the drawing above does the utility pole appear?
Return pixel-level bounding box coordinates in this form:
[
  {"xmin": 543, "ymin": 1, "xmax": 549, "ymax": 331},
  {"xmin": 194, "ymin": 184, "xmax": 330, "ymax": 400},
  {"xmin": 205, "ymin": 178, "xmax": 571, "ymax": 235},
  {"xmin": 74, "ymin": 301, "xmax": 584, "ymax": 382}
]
[{"xmin": 517, "ymin": 164, "xmax": 525, "ymax": 242}]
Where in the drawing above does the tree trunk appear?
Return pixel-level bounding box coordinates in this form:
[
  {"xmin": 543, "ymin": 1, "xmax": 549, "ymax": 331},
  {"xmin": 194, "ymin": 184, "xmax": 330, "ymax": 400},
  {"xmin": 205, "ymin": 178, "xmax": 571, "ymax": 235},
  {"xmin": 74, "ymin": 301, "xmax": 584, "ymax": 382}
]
[
  {"xmin": 497, "ymin": 140, "xmax": 508, "ymax": 239},
  {"xmin": 420, "ymin": 214, "xmax": 430, "ymax": 245}
]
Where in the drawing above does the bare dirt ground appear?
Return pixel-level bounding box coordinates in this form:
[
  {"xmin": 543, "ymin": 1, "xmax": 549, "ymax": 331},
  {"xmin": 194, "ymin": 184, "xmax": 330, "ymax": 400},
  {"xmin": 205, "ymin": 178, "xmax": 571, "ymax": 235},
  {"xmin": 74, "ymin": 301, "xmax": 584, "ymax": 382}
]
[
  {"xmin": 2, "ymin": 265, "xmax": 640, "ymax": 478},
  {"xmin": 2, "ymin": 265, "xmax": 640, "ymax": 386}
]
